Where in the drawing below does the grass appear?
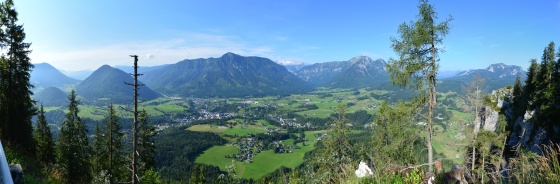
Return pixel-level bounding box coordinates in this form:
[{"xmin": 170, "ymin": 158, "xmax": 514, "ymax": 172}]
[
  {"xmin": 223, "ymin": 124, "xmax": 267, "ymax": 136},
  {"xmin": 187, "ymin": 123, "xmax": 268, "ymax": 137},
  {"xmin": 187, "ymin": 124, "xmax": 228, "ymax": 133},
  {"xmin": 195, "ymin": 131, "xmax": 320, "ymax": 179}
]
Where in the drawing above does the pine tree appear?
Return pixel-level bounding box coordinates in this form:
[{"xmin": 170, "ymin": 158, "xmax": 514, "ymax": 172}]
[
  {"xmin": 33, "ymin": 105, "xmax": 55, "ymax": 165},
  {"xmin": 386, "ymin": 0, "xmax": 452, "ymax": 170},
  {"xmin": 138, "ymin": 109, "xmax": 156, "ymax": 172},
  {"xmin": 57, "ymin": 89, "xmax": 92, "ymax": 183},
  {"xmin": 0, "ymin": 0, "xmax": 36, "ymax": 149}
]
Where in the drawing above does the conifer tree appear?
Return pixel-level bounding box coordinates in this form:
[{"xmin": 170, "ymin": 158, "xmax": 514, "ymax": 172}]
[
  {"xmin": 525, "ymin": 59, "xmax": 539, "ymax": 111},
  {"xmin": 93, "ymin": 104, "xmax": 126, "ymax": 184},
  {"xmin": 512, "ymin": 76, "xmax": 525, "ymax": 120},
  {"xmin": 138, "ymin": 109, "xmax": 156, "ymax": 172},
  {"xmin": 92, "ymin": 122, "xmax": 105, "ymax": 178},
  {"xmin": 387, "ymin": 0, "xmax": 452, "ymax": 170},
  {"xmin": 0, "ymin": 0, "xmax": 35, "ymax": 148},
  {"xmin": 57, "ymin": 89, "xmax": 92, "ymax": 183},
  {"xmin": 371, "ymin": 101, "xmax": 419, "ymax": 166},
  {"xmin": 33, "ymin": 105, "xmax": 55, "ymax": 165}
]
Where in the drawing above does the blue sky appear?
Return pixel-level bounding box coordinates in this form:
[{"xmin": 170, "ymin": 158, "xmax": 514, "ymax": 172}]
[{"xmin": 15, "ymin": 0, "xmax": 560, "ymax": 72}]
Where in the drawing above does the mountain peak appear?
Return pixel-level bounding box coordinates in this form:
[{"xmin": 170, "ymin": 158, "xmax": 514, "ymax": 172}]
[
  {"xmin": 349, "ymin": 56, "xmax": 372, "ymax": 64},
  {"xmin": 456, "ymin": 63, "xmax": 524, "ymax": 79},
  {"xmin": 221, "ymin": 52, "xmax": 242, "ymax": 59}
]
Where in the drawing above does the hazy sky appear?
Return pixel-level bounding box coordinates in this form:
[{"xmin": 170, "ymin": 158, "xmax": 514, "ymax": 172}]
[{"xmin": 15, "ymin": 0, "xmax": 560, "ymax": 72}]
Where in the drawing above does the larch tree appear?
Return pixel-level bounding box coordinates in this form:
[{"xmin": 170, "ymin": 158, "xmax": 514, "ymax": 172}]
[
  {"xmin": 386, "ymin": 0, "xmax": 452, "ymax": 171},
  {"xmin": 0, "ymin": 0, "xmax": 36, "ymax": 148},
  {"xmin": 57, "ymin": 89, "xmax": 92, "ymax": 183},
  {"xmin": 33, "ymin": 105, "xmax": 55, "ymax": 165}
]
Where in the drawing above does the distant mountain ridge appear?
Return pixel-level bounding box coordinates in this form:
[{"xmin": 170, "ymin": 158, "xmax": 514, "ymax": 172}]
[
  {"xmin": 295, "ymin": 56, "xmax": 388, "ymax": 88},
  {"xmin": 75, "ymin": 65, "xmax": 160, "ymax": 104},
  {"xmin": 455, "ymin": 63, "xmax": 524, "ymax": 78},
  {"xmin": 30, "ymin": 63, "xmax": 80, "ymax": 90},
  {"xmin": 142, "ymin": 52, "xmax": 310, "ymax": 97},
  {"xmin": 439, "ymin": 63, "xmax": 526, "ymax": 93}
]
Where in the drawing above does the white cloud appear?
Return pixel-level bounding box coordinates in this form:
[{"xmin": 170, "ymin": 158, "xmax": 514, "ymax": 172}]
[{"xmin": 30, "ymin": 33, "xmax": 276, "ymax": 71}]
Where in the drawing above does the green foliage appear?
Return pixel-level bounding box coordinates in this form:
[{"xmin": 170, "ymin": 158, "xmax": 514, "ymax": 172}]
[
  {"xmin": 387, "ymin": 0, "xmax": 452, "ymax": 170},
  {"xmin": 92, "ymin": 103, "xmax": 127, "ymax": 183},
  {"xmin": 403, "ymin": 167, "xmax": 424, "ymax": 184},
  {"xmin": 56, "ymin": 90, "xmax": 92, "ymax": 183},
  {"xmin": 371, "ymin": 101, "xmax": 420, "ymax": 166},
  {"xmin": 33, "ymin": 105, "xmax": 56, "ymax": 165},
  {"xmin": 155, "ymin": 127, "xmax": 226, "ymax": 182},
  {"xmin": 139, "ymin": 109, "xmax": 156, "ymax": 172},
  {"xmin": 0, "ymin": 0, "xmax": 36, "ymax": 150},
  {"xmin": 142, "ymin": 169, "xmax": 162, "ymax": 184},
  {"xmin": 309, "ymin": 105, "xmax": 354, "ymax": 183}
]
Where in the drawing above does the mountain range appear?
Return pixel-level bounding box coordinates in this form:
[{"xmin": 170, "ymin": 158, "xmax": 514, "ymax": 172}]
[
  {"xmin": 31, "ymin": 53, "xmax": 526, "ymax": 104},
  {"xmin": 296, "ymin": 56, "xmax": 388, "ymax": 88},
  {"xmin": 142, "ymin": 52, "xmax": 310, "ymax": 97}
]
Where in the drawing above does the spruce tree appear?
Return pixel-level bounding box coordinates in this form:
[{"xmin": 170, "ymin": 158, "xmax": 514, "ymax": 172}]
[
  {"xmin": 92, "ymin": 122, "xmax": 105, "ymax": 179},
  {"xmin": 512, "ymin": 76, "xmax": 525, "ymax": 120},
  {"xmin": 103, "ymin": 103, "xmax": 126, "ymax": 183},
  {"xmin": 0, "ymin": 0, "xmax": 35, "ymax": 148},
  {"xmin": 525, "ymin": 59, "xmax": 540, "ymax": 111},
  {"xmin": 57, "ymin": 89, "xmax": 92, "ymax": 183},
  {"xmin": 387, "ymin": 0, "xmax": 452, "ymax": 170},
  {"xmin": 93, "ymin": 103, "xmax": 126, "ymax": 184},
  {"xmin": 33, "ymin": 105, "xmax": 55, "ymax": 165},
  {"xmin": 138, "ymin": 109, "xmax": 156, "ymax": 172}
]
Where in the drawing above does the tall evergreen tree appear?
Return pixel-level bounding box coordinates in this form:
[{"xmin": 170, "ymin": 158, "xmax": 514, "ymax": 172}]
[
  {"xmin": 512, "ymin": 76, "xmax": 525, "ymax": 120},
  {"xmin": 57, "ymin": 90, "xmax": 92, "ymax": 183},
  {"xmin": 92, "ymin": 122, "xmax": 105, "ymax": 179},
  {"xmin": 33, "ymin": 105, "xmax": 55, "ymax": 165},
  {"xmin": 0, "ymin": 0, "xmax": 36, "ymax": 149},
  {"xmin": 138, "ymin": 109, "xmax": 156, "ymax": 172},
  {"xmin": 386, "ymin": 0, "xmax": 452, "ymax": 170},
  {"xmin": 103, "ymin": 103, "xmax": 126, "ymax": 184},
  {"xmin": 525, "ymin": 59, "xmax": 540, "ymax": 111},
  {"xmin": 93, "ymin": 104, "xmax": 126, "ymax": 184}
]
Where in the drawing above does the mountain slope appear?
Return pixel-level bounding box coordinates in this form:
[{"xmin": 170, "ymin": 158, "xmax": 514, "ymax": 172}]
[
  {"xmin": 33, "ymin": 86, "xmax": 68, "ymax": 107},
  {"xmin": 115, "ymin": 64, "xmax": 171, "ymax": 74},
  {"xmin": 295, "ymin": 56, "xmax": 388, "ymax": 88},
  {"xmin": 439, "ymin": 63, "xmax": 526, "ymax": 93},
  {"xmin": 31, "ymin": 63, "xmax": 80, "ymax": 89},
  {"xmin": 142, "ymin": 53, "xmax": 310, "ymax": 97},
  {"xmin": 75, "ymin": 65, "xmax": 160, "ymax": 103}
]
